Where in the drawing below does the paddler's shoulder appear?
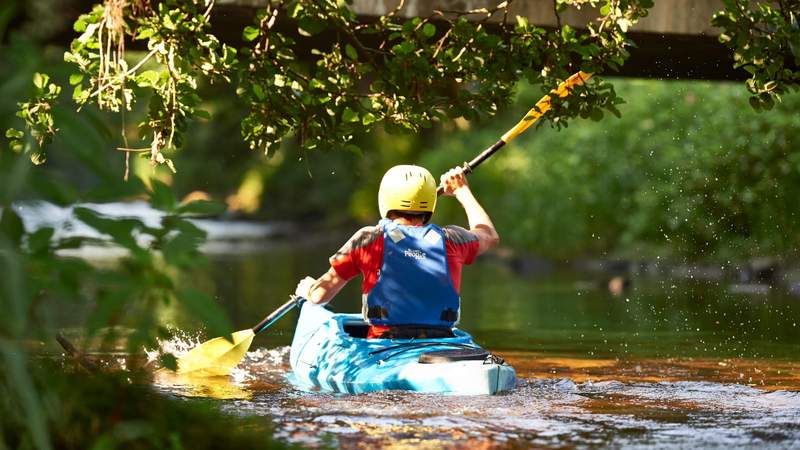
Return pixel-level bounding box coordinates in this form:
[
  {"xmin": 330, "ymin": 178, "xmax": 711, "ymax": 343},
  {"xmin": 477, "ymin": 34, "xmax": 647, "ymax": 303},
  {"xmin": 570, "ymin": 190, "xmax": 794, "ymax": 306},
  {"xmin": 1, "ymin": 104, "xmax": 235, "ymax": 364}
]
[
  {"xmin": 441, "ymin": 225, "xmax": 478, "ymax": 244},
  {"xmin": 346, "ymin": 225, "xmax": 384, "ymax": 247}
]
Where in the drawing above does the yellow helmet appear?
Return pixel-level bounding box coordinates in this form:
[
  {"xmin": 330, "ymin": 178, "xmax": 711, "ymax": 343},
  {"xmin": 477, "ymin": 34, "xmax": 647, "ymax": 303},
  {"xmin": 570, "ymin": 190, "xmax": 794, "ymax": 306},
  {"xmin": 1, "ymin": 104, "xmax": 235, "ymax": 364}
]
[{"xmin": 378, "ymin": 165, "xmax": 437, "ymax": 220}]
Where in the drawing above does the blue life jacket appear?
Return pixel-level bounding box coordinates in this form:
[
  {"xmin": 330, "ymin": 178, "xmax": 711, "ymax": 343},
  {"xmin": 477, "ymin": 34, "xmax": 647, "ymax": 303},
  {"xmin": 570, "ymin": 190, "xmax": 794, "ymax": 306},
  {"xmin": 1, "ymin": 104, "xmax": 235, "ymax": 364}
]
[{"xmin": 364, "ymin": 219, "xmax": 461, "ymax": 328}]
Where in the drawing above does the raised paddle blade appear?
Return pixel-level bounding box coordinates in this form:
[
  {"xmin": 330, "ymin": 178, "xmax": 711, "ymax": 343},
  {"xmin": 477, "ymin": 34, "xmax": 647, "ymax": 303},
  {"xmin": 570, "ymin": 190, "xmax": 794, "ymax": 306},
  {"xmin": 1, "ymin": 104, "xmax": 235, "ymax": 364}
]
[
  {"xmin": 501, "ymin": 71, "xmax": 593, "ymax": 143},
  {"xmin": 176, "ymin": 329, "xmax": 255, "ymax": 376}
]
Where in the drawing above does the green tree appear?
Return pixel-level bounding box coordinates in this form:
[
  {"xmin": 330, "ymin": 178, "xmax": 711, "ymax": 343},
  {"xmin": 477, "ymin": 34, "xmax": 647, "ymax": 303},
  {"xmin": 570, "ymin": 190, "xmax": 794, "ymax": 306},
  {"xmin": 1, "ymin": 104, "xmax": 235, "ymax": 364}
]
[
  {"xmin": 9, "ymin": 0, "xmax": 654, "ymax": 172},
  {"xmin": 713, "ymin": 0, "xmax": 800, "ymax": 110}
]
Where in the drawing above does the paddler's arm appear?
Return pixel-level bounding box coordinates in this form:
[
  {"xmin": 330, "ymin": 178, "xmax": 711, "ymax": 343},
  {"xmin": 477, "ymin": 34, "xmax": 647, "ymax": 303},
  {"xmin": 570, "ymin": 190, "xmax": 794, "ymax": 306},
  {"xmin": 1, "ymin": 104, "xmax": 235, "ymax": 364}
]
[
  {"xmin": 295, "ymin": 267, "xmax": 348, "ymax": 305},
  {"xmin": 439, "ymin": 166, "xmax": 500, "ymax": 255}
]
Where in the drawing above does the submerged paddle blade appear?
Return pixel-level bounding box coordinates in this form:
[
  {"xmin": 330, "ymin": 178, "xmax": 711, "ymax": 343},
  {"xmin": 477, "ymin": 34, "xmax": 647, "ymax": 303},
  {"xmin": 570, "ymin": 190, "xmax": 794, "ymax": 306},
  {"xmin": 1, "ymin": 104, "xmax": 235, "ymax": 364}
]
[{"xmin": 176, "ymin": 329, "xmax": 255, "ymax": 376}]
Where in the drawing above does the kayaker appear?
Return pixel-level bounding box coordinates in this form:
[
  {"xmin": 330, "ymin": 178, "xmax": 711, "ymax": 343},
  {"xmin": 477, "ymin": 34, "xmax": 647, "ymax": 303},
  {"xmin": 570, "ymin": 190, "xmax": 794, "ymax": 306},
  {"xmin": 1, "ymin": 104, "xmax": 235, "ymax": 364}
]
[{"xmin": 294, "ymin": 165, "xmax": 499, "ymax": 339}]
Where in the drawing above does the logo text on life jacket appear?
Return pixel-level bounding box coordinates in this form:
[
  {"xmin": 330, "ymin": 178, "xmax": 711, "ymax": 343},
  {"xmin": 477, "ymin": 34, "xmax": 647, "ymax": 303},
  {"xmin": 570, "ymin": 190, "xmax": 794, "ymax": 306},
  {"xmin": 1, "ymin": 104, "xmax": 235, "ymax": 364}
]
[{"xmin": 404, "ymin": 249, "xmax": 426, "ymax": 260}]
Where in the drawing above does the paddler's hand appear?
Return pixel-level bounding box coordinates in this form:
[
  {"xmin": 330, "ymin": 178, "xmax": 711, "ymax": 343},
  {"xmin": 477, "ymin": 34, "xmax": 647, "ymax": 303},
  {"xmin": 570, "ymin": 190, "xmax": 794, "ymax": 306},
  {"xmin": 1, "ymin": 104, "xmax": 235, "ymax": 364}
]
[
  {"xmin": 439, "ymin": 166, "xmax": 470, "ymax": 197},
  {"xmin": 295, "ymin": 276, "xmax": 316, "ymax": 300}
]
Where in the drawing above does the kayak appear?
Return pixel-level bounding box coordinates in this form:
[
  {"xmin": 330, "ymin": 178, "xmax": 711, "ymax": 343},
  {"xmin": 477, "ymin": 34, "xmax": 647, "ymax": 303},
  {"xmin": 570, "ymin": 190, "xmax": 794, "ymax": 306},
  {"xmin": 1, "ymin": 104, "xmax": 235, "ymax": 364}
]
[{"xmin": 288, "ymin": 301, "xmax": 516, "ymax": 395}]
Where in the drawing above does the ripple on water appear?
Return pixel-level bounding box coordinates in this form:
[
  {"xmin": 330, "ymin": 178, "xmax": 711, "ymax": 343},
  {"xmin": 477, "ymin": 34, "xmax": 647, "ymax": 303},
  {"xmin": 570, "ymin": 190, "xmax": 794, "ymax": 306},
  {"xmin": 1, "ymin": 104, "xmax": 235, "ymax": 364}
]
[{"xmin": 153, "ymin": 346, "xmax": 800, "ymax": 449}]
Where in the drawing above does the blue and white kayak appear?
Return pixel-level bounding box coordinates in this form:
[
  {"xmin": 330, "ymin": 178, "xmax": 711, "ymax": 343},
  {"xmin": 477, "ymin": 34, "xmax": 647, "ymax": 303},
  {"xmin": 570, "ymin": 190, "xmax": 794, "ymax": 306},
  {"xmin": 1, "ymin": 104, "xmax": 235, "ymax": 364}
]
[{"xmin": 288, "ymin": 302, "xmax": 516, "ymax": 395}]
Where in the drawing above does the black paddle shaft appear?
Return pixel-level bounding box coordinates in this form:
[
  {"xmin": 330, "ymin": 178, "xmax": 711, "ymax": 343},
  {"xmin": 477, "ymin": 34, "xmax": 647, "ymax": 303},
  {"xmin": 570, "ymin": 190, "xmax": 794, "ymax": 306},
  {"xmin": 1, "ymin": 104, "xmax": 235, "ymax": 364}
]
[
  {"xmin": 252, "ymin": 296, "xmax": 305, "ymax": 334},
  {"xmin": 436, "ymin": 139, "xmax": 506, "ymax": 196}
]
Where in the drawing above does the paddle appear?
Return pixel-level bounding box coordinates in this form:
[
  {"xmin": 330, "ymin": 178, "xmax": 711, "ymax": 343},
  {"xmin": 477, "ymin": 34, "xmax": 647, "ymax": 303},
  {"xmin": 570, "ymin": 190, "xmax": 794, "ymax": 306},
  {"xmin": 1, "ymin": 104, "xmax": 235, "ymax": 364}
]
[
  {"xmin": 437, "ymin": 71, "xmax": 593, "ymax": 195},
  {"xmin": 176, "ymin": 295, "xmax": 304, "ymax": 376}
]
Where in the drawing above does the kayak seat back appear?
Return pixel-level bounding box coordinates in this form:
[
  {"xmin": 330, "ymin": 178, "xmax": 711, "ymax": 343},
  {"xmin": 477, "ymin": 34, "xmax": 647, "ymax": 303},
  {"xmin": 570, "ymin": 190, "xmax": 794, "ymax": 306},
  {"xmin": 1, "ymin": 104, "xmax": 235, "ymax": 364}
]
[{"xmin": 343, "ymin": 320, "xmax": 370, "ymax": 338}]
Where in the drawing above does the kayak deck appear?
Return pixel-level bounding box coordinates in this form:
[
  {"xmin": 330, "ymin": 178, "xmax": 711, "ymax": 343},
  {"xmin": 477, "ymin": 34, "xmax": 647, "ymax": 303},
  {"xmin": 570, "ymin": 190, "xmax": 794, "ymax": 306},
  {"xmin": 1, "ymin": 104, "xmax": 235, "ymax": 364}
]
[{"xmin": 289, "ymin": 302, "xmax": 516, "ymax": 395}]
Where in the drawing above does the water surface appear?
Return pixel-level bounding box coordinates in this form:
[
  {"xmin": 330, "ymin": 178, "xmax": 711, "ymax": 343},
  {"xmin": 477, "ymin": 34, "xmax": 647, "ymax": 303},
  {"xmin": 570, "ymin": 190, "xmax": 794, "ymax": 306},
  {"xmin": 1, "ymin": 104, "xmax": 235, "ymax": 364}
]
[{"xmin": 146, "ymin": 239, "xmax": 800, "ymax": 448}]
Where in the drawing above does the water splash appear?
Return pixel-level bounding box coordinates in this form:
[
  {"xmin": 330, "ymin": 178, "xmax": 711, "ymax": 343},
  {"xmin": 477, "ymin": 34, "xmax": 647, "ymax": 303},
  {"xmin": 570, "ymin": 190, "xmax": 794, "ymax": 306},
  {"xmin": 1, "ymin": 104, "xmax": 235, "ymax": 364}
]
[
  {"xmin": 151, "ymin": 345, "xmax": 292, "ymax": 401},
  {"xmin": 144, "ymin": 329, "xmax": 204, "ymax": 364}
]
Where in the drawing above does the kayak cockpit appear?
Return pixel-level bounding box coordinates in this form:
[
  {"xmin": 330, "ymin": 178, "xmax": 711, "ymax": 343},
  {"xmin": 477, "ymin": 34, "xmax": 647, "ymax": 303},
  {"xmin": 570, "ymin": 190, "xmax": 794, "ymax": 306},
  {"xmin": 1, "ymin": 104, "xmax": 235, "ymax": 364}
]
[{"xmin": 289, "ymin": 302, "xmax": 516, "ymax": 395}]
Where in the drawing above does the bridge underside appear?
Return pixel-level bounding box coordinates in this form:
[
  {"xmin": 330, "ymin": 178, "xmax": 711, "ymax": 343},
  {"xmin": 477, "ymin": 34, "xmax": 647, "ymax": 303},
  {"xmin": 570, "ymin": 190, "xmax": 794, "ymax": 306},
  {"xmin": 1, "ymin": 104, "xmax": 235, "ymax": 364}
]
[{"xmin": 16, "ymin": 0, "xmax": 746, "ymax": 81}]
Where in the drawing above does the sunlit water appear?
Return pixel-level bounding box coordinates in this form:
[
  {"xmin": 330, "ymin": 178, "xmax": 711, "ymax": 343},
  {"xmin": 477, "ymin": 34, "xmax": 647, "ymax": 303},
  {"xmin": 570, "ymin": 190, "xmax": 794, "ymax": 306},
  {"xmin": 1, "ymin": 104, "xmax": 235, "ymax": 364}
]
[
  {"xmin": 148, "ymin": 342, "xmax": 800, "ymax": 448},
  {"xmin": 46, "ymin": 236, "xmax": 800, "ymax": 448}
]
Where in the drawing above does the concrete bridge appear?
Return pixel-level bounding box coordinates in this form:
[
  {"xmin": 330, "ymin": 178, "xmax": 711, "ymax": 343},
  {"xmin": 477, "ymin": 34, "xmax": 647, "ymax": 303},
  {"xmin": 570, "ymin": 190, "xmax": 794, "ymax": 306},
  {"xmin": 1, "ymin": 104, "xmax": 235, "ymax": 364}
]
[{"xmin": 27, "ymin": 0, "xmax": 742, "ymax": 80}]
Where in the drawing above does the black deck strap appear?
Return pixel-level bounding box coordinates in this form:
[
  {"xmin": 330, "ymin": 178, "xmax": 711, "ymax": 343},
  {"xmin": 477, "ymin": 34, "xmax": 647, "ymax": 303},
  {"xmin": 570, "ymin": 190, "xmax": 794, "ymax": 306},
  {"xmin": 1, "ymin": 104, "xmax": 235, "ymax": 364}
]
[{"xmin": 418, "ymin": 348, "xmax": 490, "ymax": 364}]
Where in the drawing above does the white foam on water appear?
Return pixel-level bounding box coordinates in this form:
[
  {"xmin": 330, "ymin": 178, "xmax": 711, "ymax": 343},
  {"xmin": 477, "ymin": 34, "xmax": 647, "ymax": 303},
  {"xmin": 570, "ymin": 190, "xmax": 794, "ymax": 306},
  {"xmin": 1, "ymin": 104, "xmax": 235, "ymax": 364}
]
[{"xmin": 144, "ymin": 330, "xmax": 204, "ymax": 364}]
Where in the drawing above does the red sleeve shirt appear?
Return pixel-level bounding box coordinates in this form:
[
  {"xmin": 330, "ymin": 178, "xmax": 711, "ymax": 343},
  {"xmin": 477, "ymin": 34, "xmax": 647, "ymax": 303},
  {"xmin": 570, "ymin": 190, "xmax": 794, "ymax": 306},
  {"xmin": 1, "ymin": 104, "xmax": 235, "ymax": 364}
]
[{"xmin": 329, "ymin": 224, "xmax": 480, "ymax": 294}]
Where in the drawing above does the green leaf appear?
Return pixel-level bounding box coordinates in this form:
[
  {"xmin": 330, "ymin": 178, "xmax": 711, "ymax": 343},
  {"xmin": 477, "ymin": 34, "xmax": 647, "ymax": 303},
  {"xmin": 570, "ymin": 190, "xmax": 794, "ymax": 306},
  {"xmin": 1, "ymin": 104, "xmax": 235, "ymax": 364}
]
[
  {"xmin": 162, "ymin": 14, "xmax": 176, "ymax": 30},
  {"xmin": 177, "ymin": 289, "xmax": 232, "ymax": 338},
  {"xmin": 297, "ymin": 17, "xmax": 326, "ymax": 36},
  {"xmin": 345, "ymin": 44, "xmax": 358, "ymax": 60},
  {"xmin": 342, "ymin": 107, "xmax": 359, "ymax": 123},
  {"xmin": 68, "ymin": 73, "xmax": 84, "ymax": 86},
  {"xmin": 136, "ymin": 28, "xmax": 156, "ymax": 40},
  {"xmin": 73, "ymin": 208, "xmax": 140, "ymax": 250},
  {"xmin": 5, "ymin": 128, "xmax": 24, "ymax": 140},
  {"xmin": 160, "ymin": 223, "xmax": 205, "ymax": 267},
  {"xmin": 135, "ymin": 70, "xmax": 160, "ymax": 87},
  {"xmin": 392, "ymin": 41, "xmax": 416, "ymax": 56},
  {"xmin": 252, "ymin": 83, "xmax": 265, "ymax": 100},
  {"xmin": 242, "ymin": 26, "xmax": 259, "ymax": 42},
  {"xmin": 32, "ymin": 73, "xmax": 49, "ymax": 90},
  {"xmin": 0, "ymin": 208, "xmax": 25, "ymax": 246},
  {"xmin": 561, "ymin": 25, "xmax": 575, "ymax": 42},
  {"xmin": 422, "ymin": 23, "xmax": 436, "ymax": 38},
  {"xmin": 760, "ymin": 94, "xmax": 775, "ymax": 110},
  {"xmin": 361, "ymin": 112, "xmax": 378, "ymax": 126},
  {"xmin": 27, "ymin": 227, "xmax": 54, "ymax": 255},
  {"xmin": 148, "ymin": 180, "xmax": 177, "ymax": 212},
  {"xmin": 73, "ymin": 17, "xmax": 87, "ymax": 32}
]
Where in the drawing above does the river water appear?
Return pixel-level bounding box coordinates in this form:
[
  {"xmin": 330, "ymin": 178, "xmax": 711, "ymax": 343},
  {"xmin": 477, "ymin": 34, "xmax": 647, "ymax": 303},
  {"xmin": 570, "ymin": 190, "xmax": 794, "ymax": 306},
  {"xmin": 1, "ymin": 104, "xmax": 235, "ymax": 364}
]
[{"xmin": 134, "ymin": 238, "xmax": 800, "ymax": 449}]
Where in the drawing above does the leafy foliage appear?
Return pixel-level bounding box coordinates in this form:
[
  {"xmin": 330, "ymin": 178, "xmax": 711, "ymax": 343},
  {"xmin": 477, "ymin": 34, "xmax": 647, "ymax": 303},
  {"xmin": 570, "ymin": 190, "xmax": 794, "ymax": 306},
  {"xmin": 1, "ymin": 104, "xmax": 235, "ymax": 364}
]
[
  {"xmin": 5, "ymin": 72, "xmax": 60, "ymax": 165},
  {"xmin": 65, "ymin": 0, "xmax": 237, "ymax": 171},
  {"xmin": 11, "ymin": 0, "xmax": 656, "ymax": 170},
  {"xmin": 0, "ymin": 363, "xmax": 291, "ymax": 450},
  {"xmin": 712, "ymin": 0, "xmax": 800, "ymax": 110},
  {"xmin": 0, "ymin": 38, "xmax": 235, "ymax": 449}
]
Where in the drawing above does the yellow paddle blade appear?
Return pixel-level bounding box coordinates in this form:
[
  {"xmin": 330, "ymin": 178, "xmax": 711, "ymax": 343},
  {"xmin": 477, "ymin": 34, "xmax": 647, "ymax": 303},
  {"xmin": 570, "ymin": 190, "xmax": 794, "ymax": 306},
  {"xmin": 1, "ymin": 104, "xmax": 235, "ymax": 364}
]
[
  {"xmin": 501, "ymin": 71, "xmax": 593, "ymax": 143},
  {"xmin": 176, "ymin": 329, "xmax": 255, "ymax": 377}
]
